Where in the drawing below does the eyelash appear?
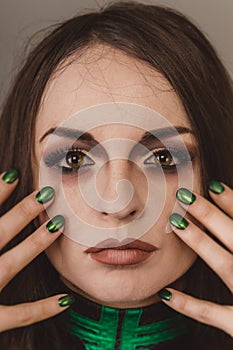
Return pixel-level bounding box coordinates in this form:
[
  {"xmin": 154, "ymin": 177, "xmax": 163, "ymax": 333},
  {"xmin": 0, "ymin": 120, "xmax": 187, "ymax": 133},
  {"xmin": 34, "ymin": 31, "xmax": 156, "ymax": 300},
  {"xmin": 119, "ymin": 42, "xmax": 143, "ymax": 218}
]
[
  {"xmin": 144, "ymin": 148, "xmax": 194, "ymax": 172},
  {"xmin": 43, "ymin": 146, "xmax": 194, "ymax": 175},
  {"xmin": 44, "ymin": 146, "xmax": 94, "ymax": 175}
]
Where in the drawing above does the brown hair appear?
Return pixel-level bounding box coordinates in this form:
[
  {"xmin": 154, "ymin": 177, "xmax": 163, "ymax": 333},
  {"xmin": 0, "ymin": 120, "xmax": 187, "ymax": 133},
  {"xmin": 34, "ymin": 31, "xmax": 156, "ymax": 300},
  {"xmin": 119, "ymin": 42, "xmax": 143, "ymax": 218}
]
[{"xmin": 0, "ymin": 1, "xmax": 232, "ymax": 348}]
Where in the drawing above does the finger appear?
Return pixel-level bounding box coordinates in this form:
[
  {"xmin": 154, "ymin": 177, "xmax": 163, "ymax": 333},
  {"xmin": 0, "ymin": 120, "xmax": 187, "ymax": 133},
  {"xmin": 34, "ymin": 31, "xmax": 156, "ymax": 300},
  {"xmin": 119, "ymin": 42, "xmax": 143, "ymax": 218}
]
[
  {"xmin": 158, "ymin": 288, "xmax": 233, "ymax": 338},
  {"xmin": 0, "ymin": 186, "xmax": 55, "ymax": 250},
  {"xmin": 169, "ymin": 214, "xmax": 233, "ymax": 291},
  {"xmin": 0, "ymin": 169, "xmax": 19, "ymax": 206},
  {"xmin": 0, "ymin": 294, "xmax": 75, "ymax": 332},
  {"xmin": 208, "ymin": 181, "xmax": 233, "ymax": 218},
  {"xmin": 0, "ymin": 215, "xmax": 65, "ymax": 290},
  {"xmin": 176, "ymin": 188, "xmax": 233, "ymax": 252}
]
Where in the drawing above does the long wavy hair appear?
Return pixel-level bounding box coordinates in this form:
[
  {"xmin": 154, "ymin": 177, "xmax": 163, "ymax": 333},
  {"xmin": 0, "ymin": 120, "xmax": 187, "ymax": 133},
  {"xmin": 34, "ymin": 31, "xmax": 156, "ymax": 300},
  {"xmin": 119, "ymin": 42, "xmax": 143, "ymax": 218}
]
[{"xmin": 0, "ymin": 1, "xmax": 232, "ymax": 349}]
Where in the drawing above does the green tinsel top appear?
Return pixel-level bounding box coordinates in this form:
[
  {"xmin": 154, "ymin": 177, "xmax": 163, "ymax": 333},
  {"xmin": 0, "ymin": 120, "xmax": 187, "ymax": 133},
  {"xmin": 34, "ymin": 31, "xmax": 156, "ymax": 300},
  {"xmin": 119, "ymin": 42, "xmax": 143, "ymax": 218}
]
[{"xmin": 56, "ymin": 289, "xmax": 194, "ymax": 350}]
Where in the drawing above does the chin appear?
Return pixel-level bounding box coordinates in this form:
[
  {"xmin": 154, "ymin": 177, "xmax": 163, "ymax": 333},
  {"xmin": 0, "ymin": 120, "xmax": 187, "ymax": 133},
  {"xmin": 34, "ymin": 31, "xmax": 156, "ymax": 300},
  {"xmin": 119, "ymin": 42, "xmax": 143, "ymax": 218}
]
[{"xmin": 79, "ymin": 276, "xmax": 159, "ymax": 308}]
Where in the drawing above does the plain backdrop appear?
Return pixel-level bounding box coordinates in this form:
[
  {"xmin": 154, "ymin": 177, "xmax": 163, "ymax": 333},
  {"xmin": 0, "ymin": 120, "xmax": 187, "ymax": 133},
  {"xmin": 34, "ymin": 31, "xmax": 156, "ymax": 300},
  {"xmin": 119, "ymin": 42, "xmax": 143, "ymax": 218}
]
[{"xmin": 0, "ymin": 0, "xmax": 232, "ymax": 108}]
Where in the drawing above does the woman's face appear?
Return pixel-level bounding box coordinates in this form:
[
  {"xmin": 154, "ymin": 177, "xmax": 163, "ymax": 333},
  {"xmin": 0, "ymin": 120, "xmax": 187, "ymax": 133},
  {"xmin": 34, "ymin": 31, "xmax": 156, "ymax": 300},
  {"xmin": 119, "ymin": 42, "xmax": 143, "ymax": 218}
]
[{"xmin": 35, "ymin": 44, "xmax": 200, "ymax": 308}]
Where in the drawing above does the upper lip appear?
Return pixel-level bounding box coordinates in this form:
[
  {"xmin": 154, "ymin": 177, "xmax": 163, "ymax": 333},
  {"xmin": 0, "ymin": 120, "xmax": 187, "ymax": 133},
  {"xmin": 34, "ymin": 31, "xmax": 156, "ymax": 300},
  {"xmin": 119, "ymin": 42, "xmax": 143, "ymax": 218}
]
[{"xmin": 84, "ymin": 238, "xmax": 158, "ymax": 253}]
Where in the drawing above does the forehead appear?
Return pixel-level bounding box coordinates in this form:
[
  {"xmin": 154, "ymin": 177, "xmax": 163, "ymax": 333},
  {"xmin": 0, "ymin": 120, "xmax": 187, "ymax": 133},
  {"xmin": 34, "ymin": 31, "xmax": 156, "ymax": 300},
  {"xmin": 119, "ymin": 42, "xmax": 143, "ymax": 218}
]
[{"xmin": 36, "ymin": 44, "xmax": 190, "ymax": 142}]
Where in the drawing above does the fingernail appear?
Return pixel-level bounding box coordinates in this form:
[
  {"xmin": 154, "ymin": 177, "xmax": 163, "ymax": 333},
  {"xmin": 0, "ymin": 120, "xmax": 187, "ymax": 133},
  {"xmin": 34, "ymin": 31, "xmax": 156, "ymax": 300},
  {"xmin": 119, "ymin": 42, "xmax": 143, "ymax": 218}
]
[
  {"xmin": 176, "ymin": 188, "xmax": 196, "ymax": 205},
  {"xmin": 158, "ymin": 289, "xmax": 172, "ymax": 301},
  {"xmin": 2, "ymin": 168, "xmax": 19, "ymax": 184},
  {"xmin": 46, "ymin": 215, "xmax": 65, "ymax": 233},
  {"xmin": 208, "ymin": 180, "xmax": 225, "ymax": 194},
  {"xmin": 58, "ymin": 294, "xmax": 75, "ymax": 307},
  {"xmin": 169, "ymin": 213, "xmax": 189, "ymax": 230},
  {"xmin": 35, "ymin": 186, "xmax": 55, "ymax": 204}
]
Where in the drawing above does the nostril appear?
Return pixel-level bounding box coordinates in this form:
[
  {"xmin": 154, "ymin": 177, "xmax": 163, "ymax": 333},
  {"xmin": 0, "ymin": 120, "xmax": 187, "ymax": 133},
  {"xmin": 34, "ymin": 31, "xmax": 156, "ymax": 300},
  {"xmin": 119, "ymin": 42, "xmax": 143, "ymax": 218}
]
[{"xmin": 102, "ymin": 210, "xmax": 137, "ymax": 217}]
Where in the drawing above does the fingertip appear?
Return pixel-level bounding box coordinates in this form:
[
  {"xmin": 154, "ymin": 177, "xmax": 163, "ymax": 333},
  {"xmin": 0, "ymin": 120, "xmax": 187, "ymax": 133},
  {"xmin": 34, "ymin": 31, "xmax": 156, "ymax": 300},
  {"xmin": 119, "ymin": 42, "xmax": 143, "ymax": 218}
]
[
  {"xmin": 158, "ymin": 288, "xmax": 173, "ymax": 301},
  {"xmin": 57, "ymin": 294, "xmax": 75, "ymax": 308},
  {"xmin": 169, "ymin": 213, "xmax": 189, "ymax": 230},
  {"xmin": 46, "ymin": 215, "xmax": 65, "ymax": 234},
  {"xmin": 1, "ymin": 168, "xmax": 19, "ymax": 185},
  {"xmin": 208, "ymin": 180, "xmax": 225, "ymax": 195},
  {"xmin": 35, "ymin": 186, "xmax": 55, "ymax": 205}
]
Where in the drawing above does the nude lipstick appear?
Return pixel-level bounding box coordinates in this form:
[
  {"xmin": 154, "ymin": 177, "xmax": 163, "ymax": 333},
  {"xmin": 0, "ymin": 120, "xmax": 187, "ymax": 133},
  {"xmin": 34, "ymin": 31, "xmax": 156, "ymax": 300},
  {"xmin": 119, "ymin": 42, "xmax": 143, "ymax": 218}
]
[{"xmin": 85, "ymin": 238, "xmax": 158, "ymax": 265}]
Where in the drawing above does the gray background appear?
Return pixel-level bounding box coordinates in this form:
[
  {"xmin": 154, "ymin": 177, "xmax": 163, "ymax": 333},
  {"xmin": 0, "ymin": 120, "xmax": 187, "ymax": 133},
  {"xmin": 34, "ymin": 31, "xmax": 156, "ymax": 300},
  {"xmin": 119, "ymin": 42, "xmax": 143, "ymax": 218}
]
[{"xmin": 0, "ymin": 0, "xmax": 232, "ymax": 107}]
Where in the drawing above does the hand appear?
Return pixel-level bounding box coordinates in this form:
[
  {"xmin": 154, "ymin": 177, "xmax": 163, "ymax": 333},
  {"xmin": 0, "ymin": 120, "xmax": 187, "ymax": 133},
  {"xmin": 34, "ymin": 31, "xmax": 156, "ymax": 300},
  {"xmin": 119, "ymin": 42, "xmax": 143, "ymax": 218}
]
[
  {"xmin": 0, "ymin": 169, "xmax": 74, "ymax": 332},
  {"xmin": 158, "ymin": 181, "xmax": 233, "ymax": 338}
]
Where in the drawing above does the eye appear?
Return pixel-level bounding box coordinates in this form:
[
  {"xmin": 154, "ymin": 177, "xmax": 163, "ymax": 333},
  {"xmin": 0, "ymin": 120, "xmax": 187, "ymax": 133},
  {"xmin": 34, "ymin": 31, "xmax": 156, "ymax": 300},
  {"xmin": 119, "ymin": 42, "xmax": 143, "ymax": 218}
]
[
  {"xmin": 66, "ymin": 149, "xmax": 86, "ymax": 169},
  {"xmin": 154, "ymin": 150, "xmax": 174, "ymax": 166},
  {"xmin": 44, "ymin": 147, "xmax": 95, "ymax": 174},
  {"xmin": 144, "ymin": 148, "xmax": 192, "ymax": 171}
]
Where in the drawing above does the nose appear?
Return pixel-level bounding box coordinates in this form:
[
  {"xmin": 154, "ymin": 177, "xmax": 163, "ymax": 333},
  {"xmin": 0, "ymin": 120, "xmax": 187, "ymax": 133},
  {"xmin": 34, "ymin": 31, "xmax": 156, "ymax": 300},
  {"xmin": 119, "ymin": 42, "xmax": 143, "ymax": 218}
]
[{"xmin": 96, "ymin": 159, "xmax": 147, "ymax": 223}]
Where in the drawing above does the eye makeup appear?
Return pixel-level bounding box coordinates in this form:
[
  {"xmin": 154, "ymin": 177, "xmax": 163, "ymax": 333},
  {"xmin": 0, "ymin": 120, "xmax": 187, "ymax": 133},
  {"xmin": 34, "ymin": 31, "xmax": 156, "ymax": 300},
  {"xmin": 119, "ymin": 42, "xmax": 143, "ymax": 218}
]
[
  {"xmin": 143, "ymin": 147, "xmax": 195, "ymax": 173},
  {"xmin": 44, "ymin": 146, "xmax": 95, "ymax": 175},
  {"xmin": 43, "ymin": 142, "xmax": 195, "ymax": 175}
]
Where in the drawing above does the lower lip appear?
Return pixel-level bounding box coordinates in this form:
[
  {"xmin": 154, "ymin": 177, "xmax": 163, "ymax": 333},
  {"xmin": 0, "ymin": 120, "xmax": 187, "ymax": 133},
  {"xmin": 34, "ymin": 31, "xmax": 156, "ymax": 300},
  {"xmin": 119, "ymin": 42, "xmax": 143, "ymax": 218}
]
[{"xmin": 89, "ymin": 249, "xmax": 155, "ymax": 265}]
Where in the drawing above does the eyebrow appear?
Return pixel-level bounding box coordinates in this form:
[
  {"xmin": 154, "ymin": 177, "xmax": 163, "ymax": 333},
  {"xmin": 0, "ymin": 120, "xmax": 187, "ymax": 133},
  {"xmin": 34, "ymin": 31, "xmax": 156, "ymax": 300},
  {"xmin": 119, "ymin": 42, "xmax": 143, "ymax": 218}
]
[{"xmin": 39, "ymin": 126, "xmax": 193, "ymax": 145}]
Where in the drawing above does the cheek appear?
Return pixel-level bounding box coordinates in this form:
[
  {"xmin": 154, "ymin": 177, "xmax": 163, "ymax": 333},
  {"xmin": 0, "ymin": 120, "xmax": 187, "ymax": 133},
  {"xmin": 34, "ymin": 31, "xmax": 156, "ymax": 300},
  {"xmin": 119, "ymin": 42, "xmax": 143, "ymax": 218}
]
[
  {"xmin": 45, "ymin": 235, "xmax": 84, "ymax": 274},
  {"xmin": 63, "ymin": 184, "xmax": 91, "ymax": 219}
]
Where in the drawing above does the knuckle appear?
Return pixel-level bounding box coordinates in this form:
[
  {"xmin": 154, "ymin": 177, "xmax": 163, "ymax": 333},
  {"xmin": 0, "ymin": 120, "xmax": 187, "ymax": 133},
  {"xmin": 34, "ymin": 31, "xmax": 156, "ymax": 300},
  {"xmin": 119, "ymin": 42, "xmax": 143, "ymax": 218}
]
[
  {"xmin": 195, "ymin": 304, "xmax": 212, "ymax": 323},
  {"xmin": 0, "ymin": 256, "xmax": 14, "ymax": 286},
  {"xmin": 23, "ymin": 301, "xmax": 52, "ymax": 324},
  {"xmin": 19, "ymin": 196, "xmax": 38, "ymax": 218},
  {"xmin": 222, "ymin": 306, "xmax": 233, "ymax": 337},
  {"xmin": 225, "ymin": 258, "xmax": 233, "ymax": 276},
  {"xmin": 190, "ymin": 230, "xmax": 203, "ymax": 249},
  {"xmin": 17, "ymin": 305, "xmax": 33, "ymax": 326},
  {"xmin": 29, "ymin": 232, "xmax": 47, "ymax": 252},
  {"xmin": 0, "ymin": 221, "xmax": 7, "ymax": 238},
  {"xmin": 197, "ymin": 202, "xmax": 213, "ymax": 222},
  {"xmin": 38, "ymin": 300, "xmax": 51, "ymax": 317},
  {"xmin": 0, "ymin": 306, "xmax": 33, "ymax": 331},
  {"xmin": 174, "ymin": 294, "xmax": 189, "ymax": 311},
  {"xmin": 175, "ymin": 295, "xmax": 213, "ymax": 324}
]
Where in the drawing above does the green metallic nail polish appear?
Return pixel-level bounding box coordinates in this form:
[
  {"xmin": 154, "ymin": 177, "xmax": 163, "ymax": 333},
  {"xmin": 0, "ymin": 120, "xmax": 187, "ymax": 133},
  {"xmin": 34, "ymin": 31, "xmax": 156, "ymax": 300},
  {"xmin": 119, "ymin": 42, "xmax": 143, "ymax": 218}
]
[
  {"xmin": 176, "ymin": 188, "xmax": 196, "ymax": 205},
  {"xmin": 169, "ymin": 213, "xmax": 189, "ymax": 230},
  {"xmin": 208, "ymin": 180, "xmax": 225, "ymax": 194},
  {"xmin": 46, "ymin": 215, "xmax": 65, "ymax": 233},
  {"xmin": 35, "ymin": 186, "xmax": 55, "ymax": 204},
  {"xmin": 58, "ymin": 294, "xmax": 75, "ymax": 307},
  {"xmin": 158, "ymin": 289, "xmax": 172, "ymax": 301},
  {"xmin": 2, "ymin": 168, "xmax": 18, "ymax": 184}
]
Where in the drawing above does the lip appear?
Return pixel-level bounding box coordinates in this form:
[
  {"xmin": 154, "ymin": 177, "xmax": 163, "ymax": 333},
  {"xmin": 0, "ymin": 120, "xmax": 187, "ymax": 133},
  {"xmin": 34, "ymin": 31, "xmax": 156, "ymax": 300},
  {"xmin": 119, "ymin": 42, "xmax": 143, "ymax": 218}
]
[
  {"xmin": 84, "ymin": 238, "xmax": 158, "ymax": 253},
  {"xmin": 85, "ymin": 238, "xmax": 158, "ymax": 265},
  {"xmin": 90, "ymin": 249, "xmax": 155, "ymax": 265}
]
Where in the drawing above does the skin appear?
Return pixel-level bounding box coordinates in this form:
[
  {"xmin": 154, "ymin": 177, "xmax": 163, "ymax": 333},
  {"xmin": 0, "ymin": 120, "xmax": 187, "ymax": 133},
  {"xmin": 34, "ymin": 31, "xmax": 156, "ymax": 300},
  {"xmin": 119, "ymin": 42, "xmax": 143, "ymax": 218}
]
[
  {"xmin": 35, "ymin": 44, "xmax": 200, "ymax": 308},
  {"xmin": 0, "ymin": 44, "xmax": 232, "ymax": 337}
]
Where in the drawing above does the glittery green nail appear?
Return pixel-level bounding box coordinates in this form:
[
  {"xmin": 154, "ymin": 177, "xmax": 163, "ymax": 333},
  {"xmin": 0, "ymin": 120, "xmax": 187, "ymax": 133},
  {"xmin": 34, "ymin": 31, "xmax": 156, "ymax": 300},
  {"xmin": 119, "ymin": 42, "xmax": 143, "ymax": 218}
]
[
  {"xmin": 208, "ymin": 180, "xmax": 225, "ymax": 194},
  {"xmin": 58, "ymin": 294, "xmax": 75, "ymax": 307},
  {"xmin": 176, "ymin": 188, "xmax": 196, "ymax": 205},
  {"xmin": 2, "ymin": 168, "xmax": 18, "ymax": 184},
  {"xmin": 35, "ymin": 186, "xmax": 55, "ymax": 204},
  {"xmin": 46, "ymin": 215, "xmax": 65, "ymax": 233},
  {"xmin": 169, "ymin": 213, "xmax": 189, "ymax": 230},
  {"xmin": 158, "ymin": 289, "xmax": 172, "ymax": 301}
]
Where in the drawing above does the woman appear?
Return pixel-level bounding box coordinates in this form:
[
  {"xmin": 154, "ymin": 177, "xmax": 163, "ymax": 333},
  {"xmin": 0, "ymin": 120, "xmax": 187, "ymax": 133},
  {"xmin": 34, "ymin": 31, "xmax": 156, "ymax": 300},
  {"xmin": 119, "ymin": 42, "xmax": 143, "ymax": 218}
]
[{"xmin": 0, "ymin": 1, "xmax": 232, "ymax": 349}]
